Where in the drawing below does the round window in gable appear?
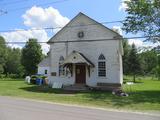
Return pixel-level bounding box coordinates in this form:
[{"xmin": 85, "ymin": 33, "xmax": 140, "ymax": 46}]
[{"xmin": 77, "ymin": 31, "xmax": 84, "ymax": 38}]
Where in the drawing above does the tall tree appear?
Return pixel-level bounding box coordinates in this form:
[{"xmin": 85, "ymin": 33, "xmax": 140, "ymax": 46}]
[
  {"xmin": 123, "ymin": 0, "xmax": 160, "ymax": 42},
  {"xmin": 0, "ymin": 36, "xmax": 7, "ymax": 74},
  {"xmin": 157, "ymin": 54, "xmax": 160, "ymax": 80},
  {"xmin": 128, "ymin": 43, "xmax": 141, "ymax": 82},
  {"xmin": 122, "ymin": 39, "xmax": 131, "ymax": 74},
  {"xmin": 21, "ymin": 39, "xmax": 43, "ymax": 75},
  {"xmin": 4, "ymin": 48, "xmax": 24, "ymax": 77},
  {"xmin": 139, "ymin": 49, "xmax": 157, "ymax": 75}
]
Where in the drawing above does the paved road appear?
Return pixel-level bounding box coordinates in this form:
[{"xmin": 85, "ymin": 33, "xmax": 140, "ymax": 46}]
[{"xmin": 0, "ymin": 96, "xmax": 159, "ymax": 120}]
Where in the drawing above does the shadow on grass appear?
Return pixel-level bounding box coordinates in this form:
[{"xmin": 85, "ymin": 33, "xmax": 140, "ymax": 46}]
[
  {"xmin": 20, "ymin": 85, "xmax": 160, "ymax": 108},
  {"xmin": 111, "ymin": 91, "xmax": 160, "ymax": 107},
  {"xmin": 20, "ymin": 85, "xmax": 87, "ymax": 94},
  {"xmin": 82, "ymin": 90, "xmax": 160, "ymax": 110}
]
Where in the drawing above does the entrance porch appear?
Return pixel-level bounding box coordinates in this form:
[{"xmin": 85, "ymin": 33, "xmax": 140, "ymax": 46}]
[{"xmin": 61, "ymin": 51, "xmax": 94, "ymax": 86}]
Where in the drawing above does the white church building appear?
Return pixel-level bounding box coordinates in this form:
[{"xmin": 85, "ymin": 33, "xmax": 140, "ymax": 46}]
[{"xmin": 38, "ymin": 12, "xmax": 123, "ymax": 89}]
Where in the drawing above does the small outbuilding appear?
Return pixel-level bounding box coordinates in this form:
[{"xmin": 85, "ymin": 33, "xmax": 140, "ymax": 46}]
[{"xmin": 38, "ymin": 56, "xmax": 50, "ymax": 76}]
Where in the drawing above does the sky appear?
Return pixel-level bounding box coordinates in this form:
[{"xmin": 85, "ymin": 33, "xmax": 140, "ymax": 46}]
[{"xmin": 0, "ymin": 0, "xmax": 158, "ymax": 54}]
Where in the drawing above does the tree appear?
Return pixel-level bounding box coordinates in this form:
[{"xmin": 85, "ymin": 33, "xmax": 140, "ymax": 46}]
[
  {"xmin": 157, "ymin": 54, "xmax": 160, "ymax": 80},
  {"xmin": 21, "ymin": 39, "xmax": 43, "ymax": 75},
  {"xmin": 123, "ymin": 0, "xmax": 160, "ymax": 42},
  {"xmin": 128, "ymin": 43, "xmax": 141, "ymax": 82},
  {"xmin": 4, "ymin": 48, "xmax": 24, "ymax": 77},
  {"xmin": 0, "ymin": 36, "xmax": 7, "ymax": 74},
  {"xmin": 122, "ymin": 39, "xmax": 131, "ymax": 74},
  {"xmin": 139, "ymin": 49, "xmax": 157, "ymax": 75}
]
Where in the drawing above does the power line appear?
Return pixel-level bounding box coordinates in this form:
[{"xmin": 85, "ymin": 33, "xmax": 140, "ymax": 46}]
[
  {"xmin": 0, "ymin": 9, "xmax": 7, "ymax": 15},
  {"xmin": 0, "ymin": 0, "xmax": 29, "ymax": 16},
  {"xmin": 3, "ymin": 36, "xmax": 160, "ymax": 44},
  {"xmin": 0, "ymin": 0, "xmax": 70, "ymax": 16},
  {"xmin": 0, "ymin": 20, "xmax": 124, "ymax": 33},
  {"xmin": 0, "ymin": 0, "xmax": 29, "ymax": 6},
  {"xmin": 5, "ymin": 0, "xmax": 70, "ymax": 13}
]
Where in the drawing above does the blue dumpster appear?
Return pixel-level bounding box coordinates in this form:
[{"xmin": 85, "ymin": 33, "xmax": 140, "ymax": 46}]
[{"xmin": 36, "ymin": 78, "xmax": 43, "ymax": 85}]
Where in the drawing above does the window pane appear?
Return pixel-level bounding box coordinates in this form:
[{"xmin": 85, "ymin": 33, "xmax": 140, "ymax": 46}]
[
  {"xmin": 45, "ymin": 70, "xmax": 47, "ymax": 74},
  {"xmin": 98, "ymin": 61, "xmax": 106, "ymax": 77},
  {"xmin": 98, "ymin": 54, "xmax": 105, "ymax": 60},
  {"xmin": 59, "ymin": 56, "xmax": 65, "ymax": 76}
]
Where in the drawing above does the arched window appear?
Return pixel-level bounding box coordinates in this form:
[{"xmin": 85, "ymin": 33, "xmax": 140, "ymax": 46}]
[
  {"xmin": 98, "ymin": 54, "xmax": 106, "ymax": 77},
  {"xmin": 59, "ymin": 56, "xmax": 65, "ymax": 76}
]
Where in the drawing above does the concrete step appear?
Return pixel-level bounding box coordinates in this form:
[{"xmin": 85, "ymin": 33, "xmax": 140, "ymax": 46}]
[{"xmin": 63, "ymin": 84, "xmax": 88, "ymax": 91}]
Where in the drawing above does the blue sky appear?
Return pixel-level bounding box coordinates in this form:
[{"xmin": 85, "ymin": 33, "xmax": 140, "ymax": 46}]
[
  {"xmin": 0, "ymin": 0, "xmax": 125, "ymax": 30},
  {"xmin": 0, "ymin": 0, "xmax": 157, "ymax": 53}
]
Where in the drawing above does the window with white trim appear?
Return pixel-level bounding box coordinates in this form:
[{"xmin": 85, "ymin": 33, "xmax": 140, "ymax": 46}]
[
  {"xmin": 45, "ymin": 70, "xmax": 47, "ymax": 74},
  {"xmin": 59, "ymin": 56, "xmax": 65, "ymax": 76},
  {"xmin": 98, "ymin": 54, "xmax": 106, "ymax": 77}
]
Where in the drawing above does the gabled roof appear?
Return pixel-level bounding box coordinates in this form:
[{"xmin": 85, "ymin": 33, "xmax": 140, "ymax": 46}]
[
  {"xmin": 61, "ymin": 51, "xmax": 94, "ymax": 67},
  {"xmin": 47, "ymin": 12, "xmax": 122, "ymax": 44},
  {"xmin": 38, "ymin": 56, "xmax": 50, "ymax": 67}
]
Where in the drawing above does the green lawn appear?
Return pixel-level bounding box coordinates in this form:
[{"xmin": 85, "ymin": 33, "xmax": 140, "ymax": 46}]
[{"xmin": 0, "ymin": 77, "xmax": 160, "ymax": 111}]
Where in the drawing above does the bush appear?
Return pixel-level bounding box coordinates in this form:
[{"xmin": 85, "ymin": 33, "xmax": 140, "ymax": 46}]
[
  {"xmin": 0, "ymin": 74, "xmax": 5, "ymax": 78},
  {"xmin": 30, "ymin": 75, "xmax": 37, "ymax": 84},
  {"xmin": 30, "ymin": 75, "xmax": 47, "ymax": 84},
  {"xmin": 42, "ymin": 76, "xmax": 47, "ymax": 79},
  {"xmin": 5, "ymin": 74, "xmax": 23, "ymax": 78}
]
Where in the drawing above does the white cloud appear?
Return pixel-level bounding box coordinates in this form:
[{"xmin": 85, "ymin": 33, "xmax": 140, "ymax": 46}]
[
  {"xmin": 22, "ymin": 6, "xmax": 70, "ymax": 29},
  {"xmin": 128, "ymin": 39, "xmax": 143, "ymax": 47},
  {"xmin": 0, "ymin": 6, "xmax": 70, "ymax": 54},
  {"xmin": 128, "ymin": 39, "xmax": 160, "ymax": 49},
  {"xmin": 119, "ymin": 0, "xmax": 130, "ymax": 11},
  {"xmin": 1, "ymin": 29, "xmax": 50, "ymax": 54},
  {"xmin": 112, "ymin": 26, "xmax": 123, "ymax": 35}
]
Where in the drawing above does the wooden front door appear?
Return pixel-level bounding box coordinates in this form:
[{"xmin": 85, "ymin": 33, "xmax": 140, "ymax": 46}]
[{"xmin": 75, "ymin": 65, "xmax": 86, "ymax": 84}]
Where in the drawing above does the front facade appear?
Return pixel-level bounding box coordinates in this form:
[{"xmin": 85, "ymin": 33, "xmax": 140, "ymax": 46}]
[{"xmin": 38, "ymin": 12, "xmax": 123, "ymax": 88}]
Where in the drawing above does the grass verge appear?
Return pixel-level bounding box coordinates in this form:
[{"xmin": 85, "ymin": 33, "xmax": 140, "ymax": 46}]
[{"xmin": 0, "ymin": 77, "xmax": 160, "ymax": 111}]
